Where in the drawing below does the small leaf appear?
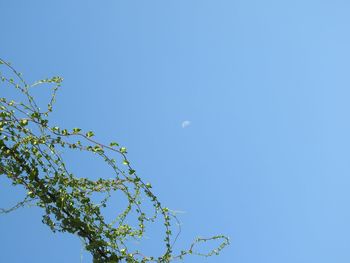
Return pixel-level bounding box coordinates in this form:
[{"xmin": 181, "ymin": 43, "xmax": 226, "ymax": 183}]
[
  {"xmin": 20, "ymin": 119, "xmax": 28, "ymax": 126},
  {"xmin": 72, "ymin": 128, "xmax": 81, "ymax": 134},
  {"xmin": 86, "ymin": 131, "xmax": 94, "ymax": 138},
  {"xmin": 120, "ymin": 147, "xmax": 127, "ymax": 153},
  {"xmin": 109, "ymin": 142, "xmax": 119, "ymax": 147}
]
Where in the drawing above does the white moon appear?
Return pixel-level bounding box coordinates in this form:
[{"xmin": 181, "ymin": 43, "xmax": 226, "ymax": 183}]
[{"xmin": 181, "ymin": 120, "xmax": 191, "ymax": 128}]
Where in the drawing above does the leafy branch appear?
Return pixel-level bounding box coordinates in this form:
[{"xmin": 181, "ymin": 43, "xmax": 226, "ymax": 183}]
[{"xmin": 0, "ymin": 58, "xmax": 229, "ymax": 262}]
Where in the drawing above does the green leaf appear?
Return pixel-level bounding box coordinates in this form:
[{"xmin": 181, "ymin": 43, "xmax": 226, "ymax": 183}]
[
  {"xmin": 120, "ymin": 147, "xmax": 127, "ymax": 153},
  {"xmin": 86, "ymin": 131, "xmax": 94, "ymax": 138},
  {"xmin": 109, "ymin": 142, "xmax": 119, "ymax": 147},
  {"xmin": 72, "ymin": 128, "xmax": 81, "ymax": 134},
  {"xmin": 19, "ymin": 119, "xmax": 28, "ymax": 126}
]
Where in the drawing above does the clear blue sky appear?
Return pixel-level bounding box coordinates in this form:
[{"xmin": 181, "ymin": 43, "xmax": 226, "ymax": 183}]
[{"xmin": 1, "ymin": 0, "xmax": 350, "ymax": 262}]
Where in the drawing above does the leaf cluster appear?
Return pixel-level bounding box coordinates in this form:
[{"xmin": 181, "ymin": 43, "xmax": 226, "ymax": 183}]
[{"xmin": 0, "ymin": 59, "xmax": 229, "ymax": 262}]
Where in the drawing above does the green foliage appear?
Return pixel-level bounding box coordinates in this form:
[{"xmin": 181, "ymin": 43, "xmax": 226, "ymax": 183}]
[{"xmin": 0, "ymin": 58, "xmax": 229, "ymax": 262}]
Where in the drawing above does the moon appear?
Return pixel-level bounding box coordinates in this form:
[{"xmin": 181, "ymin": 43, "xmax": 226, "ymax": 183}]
[{"xmin": 181, "ymin": 120, "xmax": 191, "ymax": 128}]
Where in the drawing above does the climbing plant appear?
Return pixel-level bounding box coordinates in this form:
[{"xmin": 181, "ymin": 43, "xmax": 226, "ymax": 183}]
[{"xmin": 0, "ymin": 58, "xmax": 228, "ymax": 262}]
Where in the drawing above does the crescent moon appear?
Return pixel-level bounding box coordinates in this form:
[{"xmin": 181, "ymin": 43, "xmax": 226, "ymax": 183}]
[{"xmin": 181, "ymin": 120, "xmax": 191, "ymax": 128}]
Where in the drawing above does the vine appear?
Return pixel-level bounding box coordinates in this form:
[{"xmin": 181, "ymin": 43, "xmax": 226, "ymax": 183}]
[{"xmin": 0, "ymin": 58, "xmax": 229, "ymax": 262}]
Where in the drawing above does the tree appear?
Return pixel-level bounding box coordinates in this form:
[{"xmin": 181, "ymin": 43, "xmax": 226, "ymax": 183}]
[{"xmin": 0, "ymin": 58, "xmax": 228, "ymax": 262}]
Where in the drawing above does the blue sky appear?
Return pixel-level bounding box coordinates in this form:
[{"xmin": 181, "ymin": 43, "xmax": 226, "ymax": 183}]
[{"xmin": 1, "ymin": 0, "xmax": 350, "ymax": 262}]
